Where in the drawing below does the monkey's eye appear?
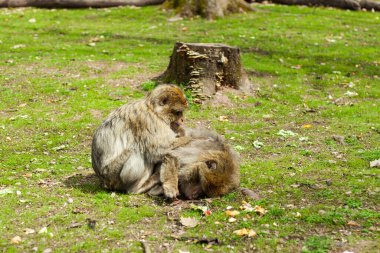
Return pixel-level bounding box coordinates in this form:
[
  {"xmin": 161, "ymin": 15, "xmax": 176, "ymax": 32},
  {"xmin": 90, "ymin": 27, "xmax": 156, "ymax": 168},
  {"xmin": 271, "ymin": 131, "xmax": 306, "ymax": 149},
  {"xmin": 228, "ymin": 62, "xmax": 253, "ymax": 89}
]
[
  {"xmin": 159, "ymin": 97, "xmax": 168, "ymax": 106},
  {"xmin": 205, "ymin": 160, "xmax": 217, "ymax": 170},
  {"xmin": 172, "ymin": 110, "xmax": 183, "ymax": 117}
]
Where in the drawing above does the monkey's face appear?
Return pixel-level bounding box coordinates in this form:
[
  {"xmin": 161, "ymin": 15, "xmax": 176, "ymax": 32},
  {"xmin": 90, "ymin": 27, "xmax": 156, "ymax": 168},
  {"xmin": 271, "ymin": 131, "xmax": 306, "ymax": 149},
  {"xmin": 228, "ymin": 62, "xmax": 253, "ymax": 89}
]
[
  {"xmin": 178, "ymin": 151, "xmax": 240, "ymax": 200},
  {"xmin": 148, "ymin": 85, "xmax": 188, "ymax": 131}
]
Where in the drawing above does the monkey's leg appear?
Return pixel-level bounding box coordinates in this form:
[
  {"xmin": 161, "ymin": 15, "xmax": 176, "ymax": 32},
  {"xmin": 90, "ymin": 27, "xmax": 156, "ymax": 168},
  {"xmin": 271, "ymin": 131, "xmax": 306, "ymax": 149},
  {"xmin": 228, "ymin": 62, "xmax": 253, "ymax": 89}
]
[
  {"xmin": 147, "ymin": 184, "xmax": 164, "ymax": 196},
  {"xmin": 160, "ymin": 155, "xmax": 179, "ymax": 199},
  {"xmin": 119, "ymin": 153, "xmax": 153, "ymax": 193},
  {"xmin": 97, "ymin": 152, "xmax": 131, "ymax": 191},
  {"xmin": 135, "ymin": 170, "xmax": 161, "ymax": 194}
]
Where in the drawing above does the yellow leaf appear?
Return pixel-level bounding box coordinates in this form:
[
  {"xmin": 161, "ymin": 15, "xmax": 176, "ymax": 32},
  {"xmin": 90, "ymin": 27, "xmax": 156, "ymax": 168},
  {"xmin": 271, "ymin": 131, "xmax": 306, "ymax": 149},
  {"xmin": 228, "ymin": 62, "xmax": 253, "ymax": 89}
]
[
  {"xmin": 302, "ymin": 124, "xmax": 312, "ymax": 129},
  {"xmin": 347, "ymin": 220, "xmax": 360, "ymax": 227},
  {"xmin": 10, "ymin": 236, "xmax": 22, "ymax": 244},
  {"xmin": 233, "ymin": 228, "xmax": 257, "ymax": 237},
  {"xmin": 254, "ymin": 205, "xmax": 267, "ymax": 216},
  {"xmin": 218, "ymin": 115, "xmax": 229, "ymax": 122},
  {"xmin": 226, "ymin": 210, "xmax": 240, "ymax": 217}
]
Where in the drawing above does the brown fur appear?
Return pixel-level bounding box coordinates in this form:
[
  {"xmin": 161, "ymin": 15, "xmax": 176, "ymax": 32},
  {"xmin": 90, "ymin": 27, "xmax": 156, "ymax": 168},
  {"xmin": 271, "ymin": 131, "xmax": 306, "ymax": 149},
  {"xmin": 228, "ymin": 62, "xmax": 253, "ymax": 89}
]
[{"xmin": 146, "ymin": 128, "xmax": 240, "ymax": 199}]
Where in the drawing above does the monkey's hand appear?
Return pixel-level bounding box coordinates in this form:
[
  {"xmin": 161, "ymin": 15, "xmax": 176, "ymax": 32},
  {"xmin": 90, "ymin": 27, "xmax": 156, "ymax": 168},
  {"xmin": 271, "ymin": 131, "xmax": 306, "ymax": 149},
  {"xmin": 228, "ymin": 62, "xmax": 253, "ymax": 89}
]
[
  {"xmin": 171, "ymin": 136, "xmax": 193, "ymax": 149},
  {"xmin": 162, "ymin": 183, "xmax": 179, "ymax": 199}
]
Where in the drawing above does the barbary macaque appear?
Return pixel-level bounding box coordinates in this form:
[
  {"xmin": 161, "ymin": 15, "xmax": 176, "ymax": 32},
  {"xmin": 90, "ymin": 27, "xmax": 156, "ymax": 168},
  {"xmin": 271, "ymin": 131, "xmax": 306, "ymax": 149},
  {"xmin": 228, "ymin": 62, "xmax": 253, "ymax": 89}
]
[
  {"xmin": 140, "ymin": 128, "xmax": 241, "ymax": 200},
  {"xmin": 91, "ymin": 84, "xmax": 189, "ymax": 198}
]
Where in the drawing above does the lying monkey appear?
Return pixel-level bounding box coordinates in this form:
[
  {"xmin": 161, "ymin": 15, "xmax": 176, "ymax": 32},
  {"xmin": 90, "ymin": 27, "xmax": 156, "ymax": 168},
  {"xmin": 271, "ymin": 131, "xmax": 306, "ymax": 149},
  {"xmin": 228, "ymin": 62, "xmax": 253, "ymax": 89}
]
[{"xmin": 138, "ymin": 128, "xmax": 241, "ymax": 200}]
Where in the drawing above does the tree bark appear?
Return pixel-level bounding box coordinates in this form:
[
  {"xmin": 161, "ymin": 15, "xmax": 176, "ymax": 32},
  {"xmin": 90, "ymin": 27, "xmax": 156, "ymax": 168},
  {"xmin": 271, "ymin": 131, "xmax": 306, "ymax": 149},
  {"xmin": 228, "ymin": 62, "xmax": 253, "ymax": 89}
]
[
  {"xmin": 0, "ymin": 0, "xmax": 165, "ymax": 8},
  {"xmin": 254, "ymin": 0, "xmax": 380, "ymax": 11},
  {"xmin": 159, "ymin": 42, "xmax": 251, "ymax": 103},
  {"xmin": 164, "ymin": 0, "xmax": 254, "ymax": 19}
]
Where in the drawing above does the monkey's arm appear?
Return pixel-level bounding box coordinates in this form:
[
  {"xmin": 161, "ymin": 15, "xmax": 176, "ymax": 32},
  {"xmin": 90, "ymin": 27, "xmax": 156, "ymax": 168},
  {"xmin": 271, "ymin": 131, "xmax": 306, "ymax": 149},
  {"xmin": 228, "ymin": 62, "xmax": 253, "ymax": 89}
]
[
  {"xmin": 170, "ymin": 136, "xmax": 193, "ymax": 149},
  {"xmin": 159, "ymin": 154, "xmax": 179, "ymax": 199},
  {"xmin": 136, "ymin": 155, "xmax": 179, "ymax": 198}
]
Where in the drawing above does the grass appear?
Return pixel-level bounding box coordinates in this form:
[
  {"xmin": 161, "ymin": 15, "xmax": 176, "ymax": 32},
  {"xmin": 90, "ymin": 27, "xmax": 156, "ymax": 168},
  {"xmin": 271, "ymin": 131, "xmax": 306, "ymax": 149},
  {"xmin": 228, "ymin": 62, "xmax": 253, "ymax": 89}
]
[{"xmin": 0, "ymin": 4, "xmax": 379, "ymax": 252}]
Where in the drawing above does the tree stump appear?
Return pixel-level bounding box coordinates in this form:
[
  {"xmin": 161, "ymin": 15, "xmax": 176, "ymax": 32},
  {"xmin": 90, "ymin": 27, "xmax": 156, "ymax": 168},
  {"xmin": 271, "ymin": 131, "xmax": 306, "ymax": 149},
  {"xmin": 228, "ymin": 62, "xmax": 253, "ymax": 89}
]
[{"xmin": 160, "ymin": 42, "xmax": 250, "ymax": 103}]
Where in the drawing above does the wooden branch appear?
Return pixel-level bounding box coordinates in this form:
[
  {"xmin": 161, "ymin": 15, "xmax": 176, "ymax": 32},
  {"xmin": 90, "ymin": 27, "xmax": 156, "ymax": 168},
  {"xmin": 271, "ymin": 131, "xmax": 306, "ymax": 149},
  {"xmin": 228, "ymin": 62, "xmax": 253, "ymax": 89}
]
[
  {"xmin": 359, "ymin": 0, "xmax": 380, "ymax": 11},
  {"xmin": 0, "ymin": 0, "xmax": 165, "ymax": 8}
]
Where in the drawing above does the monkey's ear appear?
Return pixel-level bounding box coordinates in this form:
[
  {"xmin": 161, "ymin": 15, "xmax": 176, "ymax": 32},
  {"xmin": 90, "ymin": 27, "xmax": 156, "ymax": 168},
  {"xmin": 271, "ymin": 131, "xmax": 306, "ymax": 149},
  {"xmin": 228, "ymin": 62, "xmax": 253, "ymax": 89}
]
[
  {"xmin": 159, "ymin": 96, "xmax": 169, "ymax": 106},
  {"xmin": 205, "ymin": 160, "xmax": 217, "ymax": 170}
]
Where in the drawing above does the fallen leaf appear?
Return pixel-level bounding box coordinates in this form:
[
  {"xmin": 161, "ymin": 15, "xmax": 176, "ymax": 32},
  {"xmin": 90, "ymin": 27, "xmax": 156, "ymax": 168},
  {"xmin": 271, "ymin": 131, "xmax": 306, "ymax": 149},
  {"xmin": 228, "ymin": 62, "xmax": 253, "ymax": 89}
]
[
  {"xmin": 218, "ymin": 115, "xmax": 229, "ymax": 122},
  {"xmin": 253, "ymin": 140, "xmax": 264, "ymax": 149},
  {"xmin": 180, "ymin": 217, "xmax": 198, "ymax": 228},
  {"xmin": 38, "ymin": 227, "xmax": 48, "ymax": 234},
  {"xmin": 234, "ymin": 145, "xmax": 245, "ymax": 151},
  {"xmin": 24, "ymin": 228, "xmax": 35, "ymax": 234},
  {"xmin": 254, "ymin": 205, "xmax": 267, "ymax": 216},
  {"xmin": 0, "ymin": 188, "xmax": 13, "ymax": 195},
  {"xmin": 12, "ymin": 44, "xmax": 26, "ymax": 49},
  {"xmin": 347, "ymin": 220, "xmax": 360, "ymax": 227},
  {"xmin": 228, "ymin": 217, "xmax": 237, "ymax": 223},
  {"xmin": 52, "ymin": 145, "xmax": 66, "ymax": 151},
  {"xmin": 203, "ymin": 210, "xmax": 212, "ymax": 216},
  {"xmin": 344, "ymin": 91, "xmax": 358, "ymax": 97},
  {"xmin": 277, "ymin": 129, "xmax": 297, "ymax": 137},
  {"xmin": 190, "ymin": 204, "xmax": 208, "ymax": 213},
  {"xmin": 233, "ymin": 228, "xmax": 257, "ymax": 237},
  {"xmin": 10, "ymin": 236, "xmax": 22, "ymax": 244},
  {"xmin": 28, "ymin": 18, "xmax": 36, "ymax": 23},
  {"xmin": 326, "ymin": 38, "xmax": 336, "ymax": 43},
  {"xmin": 370, "ymin": 159, "xmax": 380, "ymax": 168},
  {"xmin": 69, "ymin": 222, "xmax": 82, "ymax": 228},
  {"xmin": 226, "ymin": 210, "xmax": 240, "ymax": 217},
  {"xmin": 302, "ymin": 124, "xmax": 312, "ymax": 129},
  {"xmin": 239, "ymin": 201, "xmax": 254, "ymax": 212}
]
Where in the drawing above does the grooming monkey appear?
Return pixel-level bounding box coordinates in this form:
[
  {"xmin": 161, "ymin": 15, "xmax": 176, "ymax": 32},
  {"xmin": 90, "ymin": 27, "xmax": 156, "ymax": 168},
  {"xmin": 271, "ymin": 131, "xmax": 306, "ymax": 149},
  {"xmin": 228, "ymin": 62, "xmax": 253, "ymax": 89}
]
[
  {"xmin": 91, "ymin": 84, "xmax": 189, "ymax": 198},
  {"xmin": 139, "ymin": 128, "xmax": 241, "ymax": 200}
]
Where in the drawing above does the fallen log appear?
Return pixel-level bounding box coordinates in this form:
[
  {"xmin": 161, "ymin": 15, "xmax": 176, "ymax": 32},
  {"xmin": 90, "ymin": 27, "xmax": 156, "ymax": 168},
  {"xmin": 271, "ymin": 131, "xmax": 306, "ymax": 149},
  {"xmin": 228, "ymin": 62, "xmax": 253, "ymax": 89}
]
[
  {"xmin": 359, "ymin": 0, "xmax": 380, "ymax": 11},
  {"xmin": 0, "ymin": 0, "xmax": 165, "ymax": 8},
  {"xmin": 254, "ymin": 0, "xmax": 380, "ymax": 11}
]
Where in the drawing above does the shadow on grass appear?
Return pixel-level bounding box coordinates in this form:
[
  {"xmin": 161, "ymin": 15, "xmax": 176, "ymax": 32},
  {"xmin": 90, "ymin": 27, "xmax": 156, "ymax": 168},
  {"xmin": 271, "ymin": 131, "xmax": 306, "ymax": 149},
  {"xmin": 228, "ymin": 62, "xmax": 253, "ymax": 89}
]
[{"xmin": 63, "ymin": 172, "xmax": 106, "ymax": 194}]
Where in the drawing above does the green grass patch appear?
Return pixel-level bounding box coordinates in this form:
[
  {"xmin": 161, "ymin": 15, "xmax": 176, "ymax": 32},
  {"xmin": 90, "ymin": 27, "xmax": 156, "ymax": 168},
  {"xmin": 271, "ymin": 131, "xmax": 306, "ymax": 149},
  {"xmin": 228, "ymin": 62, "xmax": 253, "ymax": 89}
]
[{"xmin": 0, "ymin": 4, "xmax": 379, "ymax": 252}]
